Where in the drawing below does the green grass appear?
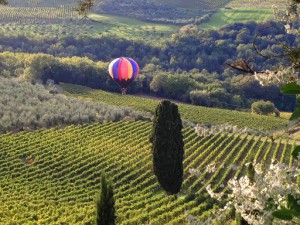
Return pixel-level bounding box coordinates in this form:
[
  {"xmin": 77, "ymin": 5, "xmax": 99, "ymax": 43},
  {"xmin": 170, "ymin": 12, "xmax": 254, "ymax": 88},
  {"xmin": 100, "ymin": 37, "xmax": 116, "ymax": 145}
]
[
  {"xmin": 89, "ymin": 13, "xmax": 178, "ymax": 41},
  {"xmin": 228, "ymin": 0, "xmax": 287, "ymax": 8},
  {"xmin": 62, "ymin": 83, "xmax": 287, "ymax": 131},
  {"xmin": 157, "ymin": 0, "xmax": 229, "ymax": 9},
  {"xmin": 199, "ymin": 8, "xmax": 274, "ymax": 30},
  {"xmin": 280, "ymin": 112, "xmax": 292, "ymax": 120},
  {"xmin": 0, "ymin": 4, "xmax": 178, "ymax": 42},
  {"xmin": 0, "ymin": 121, "xmax": 293, "ymax": 224}
]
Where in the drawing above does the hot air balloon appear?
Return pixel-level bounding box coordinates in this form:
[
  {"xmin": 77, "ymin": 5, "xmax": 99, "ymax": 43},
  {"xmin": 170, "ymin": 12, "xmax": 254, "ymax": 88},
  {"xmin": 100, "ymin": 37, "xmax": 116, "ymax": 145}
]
[{"xmin": 108, "ymin": 57, "xmax": 140, "ymax": 95}]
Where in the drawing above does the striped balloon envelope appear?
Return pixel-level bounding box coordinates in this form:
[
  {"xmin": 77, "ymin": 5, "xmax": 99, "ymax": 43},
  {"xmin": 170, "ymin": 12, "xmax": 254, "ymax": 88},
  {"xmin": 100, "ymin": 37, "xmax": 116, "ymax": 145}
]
[{"xmin": 108, "ymin": 57, "xmax": 140, "ymax": 94}]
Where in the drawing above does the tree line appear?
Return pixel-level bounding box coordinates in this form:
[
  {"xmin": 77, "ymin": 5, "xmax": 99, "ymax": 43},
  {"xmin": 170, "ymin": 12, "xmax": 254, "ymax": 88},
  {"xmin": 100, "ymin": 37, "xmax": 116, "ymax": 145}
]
[{"xmin": 0, "ymin": 51, "xmax": 294, "ymax": 112}]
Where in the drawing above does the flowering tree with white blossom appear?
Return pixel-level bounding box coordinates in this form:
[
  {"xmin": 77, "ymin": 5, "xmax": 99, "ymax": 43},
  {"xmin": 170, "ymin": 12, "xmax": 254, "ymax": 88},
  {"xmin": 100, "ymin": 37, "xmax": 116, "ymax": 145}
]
[{"xmin": 227, "ymin": 160, "xmax": 300, "ymax": 224}]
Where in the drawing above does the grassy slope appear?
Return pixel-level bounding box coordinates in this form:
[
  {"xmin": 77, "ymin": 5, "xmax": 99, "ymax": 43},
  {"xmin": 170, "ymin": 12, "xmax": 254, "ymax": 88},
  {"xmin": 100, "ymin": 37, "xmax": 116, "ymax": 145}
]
[
  {"xmin": 227, "ymin": 0, "xmax": 287, "ymax": 8},
  {"xmin": 62, "ymin": 83, "xmax": 286, "ymax": 131},
  {"xmin": 88, "ymin": 13, "xmax": 178, "ymax": 41},
  {"xmin": 0, "ymin": 121, "xmax": 293, "ymax": 224},
  {"xmin": 0, "ymin": 6, "xmax": 178, "ymax": 42},
  {"xmin": 0, "ymin": 0, "xmax": 281, "ymax": 39},
  {"xmin": 155, "ymin": 0, "xmax": 229, "ymax": 9},
  {"xmin": 199, "ymin": 8, "xmax": 274, "ymax": 30},
  {"xmin": 198, "ymin": 0, "xmax": 288, "ymax": 29}
]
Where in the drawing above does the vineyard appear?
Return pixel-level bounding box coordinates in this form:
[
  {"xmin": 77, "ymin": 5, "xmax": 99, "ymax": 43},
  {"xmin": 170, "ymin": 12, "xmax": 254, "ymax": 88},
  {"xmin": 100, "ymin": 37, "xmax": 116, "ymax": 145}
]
[
  {"xmin": 0, "ymin": 4, "xmax": 177, "ymax": 42},
  {"xmin": 0, "ymin": 0, "xmax": 285, "ymax": 40},
  {"xmin": 62, "ymin": 83, "xmax": 287, "ymax": 131},
  {"xmin": 0, "ymin": 121, "xmax": 294, "ymax": 224},
  {"xmin": 0, "ymin": 0, "xmax": 187, "ymax": 41}
]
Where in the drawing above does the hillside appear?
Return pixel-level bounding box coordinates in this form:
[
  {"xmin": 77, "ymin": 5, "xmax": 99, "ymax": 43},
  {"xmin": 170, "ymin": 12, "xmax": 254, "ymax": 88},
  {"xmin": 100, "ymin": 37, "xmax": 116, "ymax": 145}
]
[
  {"xmin": 0, "ymin": 121, "xmax": 294, "ymax": 224},
  {"xmin": 0, "ymin": 0, "xmax": 299, "ymax": 224},
  {"xmin": 62, "ymin": 83, "xmax": 287, "ymax": 131},
  {"xmin": 199, "ymin": 8, "xmax": 274, "ymax": 29},
  {"xmin": 0, "ymin": 77, "xmax": 149, "ymax": 133},
  {"xmin": 0, "ymin": 0, "xmax": 282, "ymax": 42},
  {"xmin": 94, "ymin": 0, "xmax": 226, "ymax": 24},
  {"xmin": 227, "ymin": 0, "xmax": 287, "ymax": 8}
]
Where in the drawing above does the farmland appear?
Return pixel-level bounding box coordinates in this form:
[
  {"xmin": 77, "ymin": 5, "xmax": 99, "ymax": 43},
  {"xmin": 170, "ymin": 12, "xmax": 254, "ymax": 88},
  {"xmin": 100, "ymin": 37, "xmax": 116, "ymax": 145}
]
[
  {"xmin": 0, "ymin": 0, "xmax": 298, "ymax": 224},
  {"xmin": 62, "ymin": 83, "xmax": 287, "ymax": 131},
  {"xmin": 199, "ymin": 7, "xmax": 274, "ymax": 30},
  {"xmin": 227, "ymin": 0, "xmax": 288, "ymax": 8},
  {"xmin": 157, "ymin": 0, "xmax": 230, "ymax": 9},
  {"xmin": 0, "ymin": 121, "xmax": 294, "ymax": 224},
  {"xmin": 198, "ymin": 0, "xmax": 288, "ymax": 29},
  {"xmin": 0, "ymin": 4, "xmax": 178, "ymax": 42},
  {"xmin": 0, "ymin": 0, "xmax": 283, "ymax": 42}
]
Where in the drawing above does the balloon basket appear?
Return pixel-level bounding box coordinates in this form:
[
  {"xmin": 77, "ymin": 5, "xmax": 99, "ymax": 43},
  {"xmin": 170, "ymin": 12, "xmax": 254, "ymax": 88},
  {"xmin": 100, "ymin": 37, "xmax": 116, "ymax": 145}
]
[{"xmin": 121, "ymin": 88, "xmax": 127, "ymax": 95}]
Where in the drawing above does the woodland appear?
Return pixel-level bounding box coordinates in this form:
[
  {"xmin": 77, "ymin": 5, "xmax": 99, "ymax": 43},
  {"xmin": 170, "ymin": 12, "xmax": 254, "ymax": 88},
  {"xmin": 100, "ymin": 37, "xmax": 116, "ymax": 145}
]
[{"xmin": 0, "ymin": 20, "xmax": 297, "ymax": 111}]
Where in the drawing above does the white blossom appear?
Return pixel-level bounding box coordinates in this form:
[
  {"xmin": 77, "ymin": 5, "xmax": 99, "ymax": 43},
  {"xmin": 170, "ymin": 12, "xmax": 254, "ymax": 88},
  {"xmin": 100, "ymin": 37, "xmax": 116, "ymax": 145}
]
[
  {"xmin": 194, "ymin": 123, "xmax": 260, "ymax": 137},
  {"xmin": 205, "ymin": 163, "xmax": 216, "ymax": 173},
  {"xmin": 210, "ymin": 162, "xmax": 299, "ymax": 225}
]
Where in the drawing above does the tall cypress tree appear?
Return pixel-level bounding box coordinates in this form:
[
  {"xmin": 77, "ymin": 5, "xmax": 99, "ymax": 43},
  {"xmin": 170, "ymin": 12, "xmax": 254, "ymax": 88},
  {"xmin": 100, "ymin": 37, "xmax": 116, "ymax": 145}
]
[
  {"xmin": 95, "ymin": 174, "xmax": 116, "ymax": 225},
  {"xmin": 150, "ymin": 100, "xmax": 184, "ymax": 195}
]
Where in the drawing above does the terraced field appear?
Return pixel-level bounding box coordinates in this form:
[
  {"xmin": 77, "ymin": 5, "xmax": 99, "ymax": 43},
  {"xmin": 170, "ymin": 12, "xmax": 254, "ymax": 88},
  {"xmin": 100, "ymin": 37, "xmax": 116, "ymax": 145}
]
[{"xmin": 0, "ymin": 121, "xmax": 294, "ymax": 224}]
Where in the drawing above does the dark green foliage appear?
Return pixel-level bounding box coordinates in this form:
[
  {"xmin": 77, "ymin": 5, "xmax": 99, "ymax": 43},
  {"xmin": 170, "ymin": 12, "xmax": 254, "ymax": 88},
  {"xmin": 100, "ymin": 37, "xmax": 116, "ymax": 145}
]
[
  {"xmin": 150, "ymin": 73, "xmax": 198, "ymax": 99},
  {"xmin": 246, "ymin": 162, "xmax": 255, "ymax": 184},
  {"xmin": 195, "ymin": 194, "xmax": 207, "ymax": 205},
  {"xmin": 235, "ymin": 212, "xmax": 249, "ymax": 225},
  {"xmin": 184, "ymin": 193, "xmax": 196, "ymax": 203},
  {"xmin": 272, "ymin": 208, "xmax": 294, "ymax": 221},
  {"xmin": 150, "ymin": 100, "xmax": 184, "ymax": 195},
  {"xmin": 281, "ymin": 83, "xmax": 300, "ymax": 120},
  {"xmin": 281, "ymin": 82, "xmax": 300, "ymax": 95},
  {"xmin": 96, "ymin": 174, "xmax": 115, "ymax": 225},
  {"xmin": 251, "ymin": 100, "xmax": 276, "ymax": 115},
  {"xmin": 205, "ymin": 197, "xmax": 218, "ymax": 210},
  {"xmin": 292, "ymin": 146, "xmax": 300, "ymax": 160}
]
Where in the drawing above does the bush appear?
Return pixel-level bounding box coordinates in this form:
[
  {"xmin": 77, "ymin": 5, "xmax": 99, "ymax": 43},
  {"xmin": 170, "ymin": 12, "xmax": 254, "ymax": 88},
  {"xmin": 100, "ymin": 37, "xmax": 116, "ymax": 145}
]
[
  {"xmin": 184, "ymin": 193, "xmax": 196, "ymax": 203},
  {"xmin": 251, "ymin": 100, "xmax": 276, "ymax": 115},
  {"xmin": 190, "ymin": 90, "xmax": 210, "ymax": 106}
]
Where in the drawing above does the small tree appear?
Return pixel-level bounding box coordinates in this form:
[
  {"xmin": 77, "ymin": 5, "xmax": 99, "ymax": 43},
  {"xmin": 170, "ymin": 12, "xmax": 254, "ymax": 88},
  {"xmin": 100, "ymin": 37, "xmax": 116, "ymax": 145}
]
[
  {"xmin": 150, "ymin": 100, "xmax": 184, "ymax": 195},
  {"xmin": 96, "ymin": 174, "xmax": 115, "ymax": 225},
  {"xmin": 251, "ymin": 100, "xmax": 276, "ymax": 115},
  {"xmin": 76, "ymin": 0, "xmax": 94, "ymax": 17}
]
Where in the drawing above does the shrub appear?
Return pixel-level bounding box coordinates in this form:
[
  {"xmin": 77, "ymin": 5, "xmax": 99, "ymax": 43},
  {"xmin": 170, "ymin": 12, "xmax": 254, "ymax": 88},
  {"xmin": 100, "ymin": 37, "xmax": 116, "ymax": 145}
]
[{"xmin": 251, "ymin": 100, "xmax": 276, "ymax": 115}]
